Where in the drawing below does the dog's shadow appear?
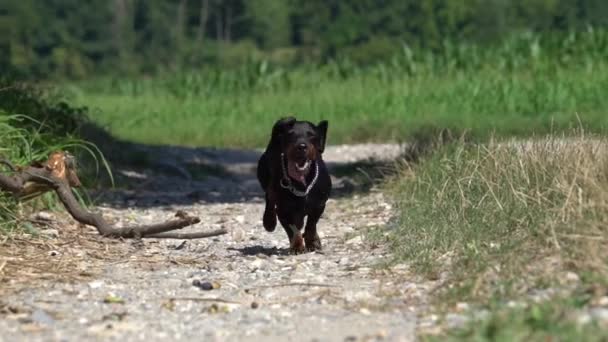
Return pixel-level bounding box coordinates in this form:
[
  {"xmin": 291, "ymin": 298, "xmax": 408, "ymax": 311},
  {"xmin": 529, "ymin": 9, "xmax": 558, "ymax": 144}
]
[{"xmin": 228, "ymin": 245, "xmax": 291, "ymax": 256}]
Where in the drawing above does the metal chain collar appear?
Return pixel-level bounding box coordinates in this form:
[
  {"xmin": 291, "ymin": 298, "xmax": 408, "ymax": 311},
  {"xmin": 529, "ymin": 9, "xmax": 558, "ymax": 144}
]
[{"xmin": 280, "ymin": 153, "xmax": 319, "ymax": 197}]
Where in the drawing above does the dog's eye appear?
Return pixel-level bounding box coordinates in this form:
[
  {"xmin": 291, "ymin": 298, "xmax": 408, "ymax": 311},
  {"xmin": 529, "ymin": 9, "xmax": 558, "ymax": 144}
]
[{"xmin": 307, "ymin": 132, "xmax": 316, "ymax": 138}]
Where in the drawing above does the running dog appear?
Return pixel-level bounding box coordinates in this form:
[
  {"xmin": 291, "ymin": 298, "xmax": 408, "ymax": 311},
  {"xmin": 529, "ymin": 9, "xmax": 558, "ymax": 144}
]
[{"xmin": 257, "ymin": 117, "xmax": 331, "ymax": 253}]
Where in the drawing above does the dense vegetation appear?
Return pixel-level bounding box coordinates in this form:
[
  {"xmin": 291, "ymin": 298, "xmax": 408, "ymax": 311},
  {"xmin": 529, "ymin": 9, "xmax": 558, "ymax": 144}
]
[
  {"xmin": 384, "ymin": 135, "xmax": 608, "ymax": 339},
  {"xmin": 2, "ymin": 0, "xmax": 608, "ymax": 78},
  {"xmin": 71, "ymin": 28, "xmax": 608, "ymax": 147}
]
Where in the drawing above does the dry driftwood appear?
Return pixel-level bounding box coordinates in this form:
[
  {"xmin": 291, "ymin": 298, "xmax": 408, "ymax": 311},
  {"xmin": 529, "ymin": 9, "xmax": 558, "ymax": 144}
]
[{"xmin": 0, "ymin": 151, "xmax": 227, "ymax": 239}]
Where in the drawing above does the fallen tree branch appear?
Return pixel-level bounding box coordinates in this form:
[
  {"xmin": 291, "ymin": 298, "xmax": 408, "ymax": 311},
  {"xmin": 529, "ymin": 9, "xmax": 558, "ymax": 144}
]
[
  {"xmin": 146, "ymin": 228, "xmax": 228, "ymax": 239},
  {"xmin": 0, "ymin": 151, "xmax": 227, "ymax": 239}
]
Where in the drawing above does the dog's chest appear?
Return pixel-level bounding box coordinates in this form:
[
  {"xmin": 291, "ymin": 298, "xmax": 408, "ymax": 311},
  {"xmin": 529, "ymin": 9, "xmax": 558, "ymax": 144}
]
[{"xmin": 276, "ymin": 191, "xmax": 319, "ymax": 212}]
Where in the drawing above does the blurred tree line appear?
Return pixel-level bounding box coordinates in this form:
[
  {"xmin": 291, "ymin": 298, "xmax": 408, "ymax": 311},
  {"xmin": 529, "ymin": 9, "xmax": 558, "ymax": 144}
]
[{"xmin": 1, "ymin": 0, "xmax": 607, "ymax": 78}]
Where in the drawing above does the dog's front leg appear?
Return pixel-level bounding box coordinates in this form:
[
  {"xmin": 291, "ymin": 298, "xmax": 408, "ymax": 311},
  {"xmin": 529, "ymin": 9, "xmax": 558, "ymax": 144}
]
[
  {"xmin": 263, "ymin": 189, "xmax": 277, "ymax": 232},
  {"xmin": 304, "ymin": 205, "xmax": 325, "ymax": 251},
  {"xmin": 278, "ymin": 213, "xmax": 305, "ymax": 254}
]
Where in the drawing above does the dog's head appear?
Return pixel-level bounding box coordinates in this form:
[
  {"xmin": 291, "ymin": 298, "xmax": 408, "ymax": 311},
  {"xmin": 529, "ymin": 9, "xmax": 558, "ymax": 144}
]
[{"xmin": 270, "ymin": 117, "xmax": 328, "ymax": 184}]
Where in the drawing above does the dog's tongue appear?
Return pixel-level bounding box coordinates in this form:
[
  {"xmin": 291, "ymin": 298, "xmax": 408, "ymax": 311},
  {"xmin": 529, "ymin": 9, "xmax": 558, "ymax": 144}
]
[{"xmin": 288, "ymin": 162, "xmax": 308, "ymax": 185}]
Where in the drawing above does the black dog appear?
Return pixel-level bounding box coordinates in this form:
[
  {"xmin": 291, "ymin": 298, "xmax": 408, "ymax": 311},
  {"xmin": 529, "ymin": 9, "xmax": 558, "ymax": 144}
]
[{"xmin": 257, "ymin": 117, "xmax": 331, "ymax": 253}]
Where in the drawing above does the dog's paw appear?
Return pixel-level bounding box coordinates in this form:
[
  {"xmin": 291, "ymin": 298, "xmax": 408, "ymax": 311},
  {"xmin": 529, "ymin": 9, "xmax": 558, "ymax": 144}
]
[
  {"xmin": 305, "ymin": 233, "xmax": 322, "ymax": 252},
  {"xmin": 263, "ymin": 211, "xmax": 277, "ymax": 232},
  {"xmin": 290, "ymin": 233, "xmax": 305, "ymax": 254}
]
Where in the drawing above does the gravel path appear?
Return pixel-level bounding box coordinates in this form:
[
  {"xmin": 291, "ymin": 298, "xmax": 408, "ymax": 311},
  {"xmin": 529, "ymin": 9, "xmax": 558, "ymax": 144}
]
[{"xmin": 0, "ymin": 144, "xmax": 436, "ymax": 342}]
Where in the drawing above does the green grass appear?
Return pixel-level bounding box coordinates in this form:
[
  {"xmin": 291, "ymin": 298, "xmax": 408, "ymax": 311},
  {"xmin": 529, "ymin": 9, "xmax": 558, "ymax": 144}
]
[
  {"xmin": 429, "ymin": 298, "xmax": 608, "ymax": 341},
  {"xmin": 387, "ymin": 135, "xmax": 608, "ymax": 298},
  {"xmin": 67, "ymin": 29, "xmax": 608, "ymax": 148},
  {"xmin": 382, "ymin": 133, "xmax": 608, "ymax": 335},
  {"xmin": 71, "ymin": 65, "xmax": 608, "ymax": 148},
  {"xmin": 0, "ymin": 81, "xmax": 107, "ymax": 233}
]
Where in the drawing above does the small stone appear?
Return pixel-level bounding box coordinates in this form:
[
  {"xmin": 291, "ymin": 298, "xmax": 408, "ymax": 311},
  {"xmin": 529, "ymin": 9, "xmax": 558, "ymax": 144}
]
[
  {"xmin": 577, "ymin": 311, "xmax": 592, "ymax": 325},
  {"xmin": 596, "ymin": 297, "xmax": 608, "ymax": 307},
  {"xmin": 391, "ymin": 263, "xmax": 408, "ymax": 271},
  {"xmin": 235, "ymin": 215, "xmax": 245, "ymax": 224},
  {"xmin": 358, "ymin": 267, "xmax": 371, "ymax": 274},
  {"xmin": 208, "ymin": 304, "xmax": 219, "ymax": 313},
  {"xmin": 31, "ymin": 309, "xmax": 55, "ymax": 326},
  {"xmin": 319, "ymin": 260, "xmax": 334, "ymax": 269},
  {"xmin": 346, "ymin": 236, "xmax": 363, "ymax": 245},
  {"xmin": 564, "ymin": 272, "xmax": 580, "ymax": 283},
  {"xmin": 342, "ymin": 226, "xmax": 355, "ymax": 233},
  {"xmin": 192, "ymin": 279, "xmax": 217, "ymax": 290},
  {"xmin": 249, "ymin": 259, "xmax": 263, "ymax": 269},
  {"xmin": 251, "ymin": 302, "xmax": 259, "ymax": 309},
  {"xmin": 88, "ymin": 280, "xmax": 104, "ymax": 289},
  {"xmin": 32, "ymin": 211, "xmax": 55, "ymax": 222},
  {"xmin": 232, "ymin": 228, "xmax": 245, "ymax": 242},
  {"xmin": 473, "ymin": 309, "xmax": 490, "ymax": 321},
  {"xmin": 216, "ymin": 303, "xmax": 240, "ymax": 313},
  {"xmin": 103, "ymin": 294, "xmax": 125, "ymax": 304},
  {"xmin": 194, "ymin": 281, "xmax": 216, "ymax": 291},
  {"xmin": 280, "ymin": 311, "xmax": 293, "ymax": 318},
  {"xmin": 40, "ymin": 229, "xmax": 59, "ymax": 238},
  {"xmin": 376, "ymin": 330, "xmax": 387, "ymax": 339},
  {"xmin": 445, "ymin": 313, "xmax": 468, "ymax": 329},
  {"xmin": 590, "ymin": 308, "xmax": 608, "ymax": 322},
  {"xmin": 48, "ymin": 250, "xmax": 60, "ymax": 257},
  {"xmin": 507, "ymin": 301, "xmax": 525, "ymax": 308},
  {"xmin": 359, "ymin": 308, "xmax": 371, "ymax": 315},
  {"xmin": 455, "ymin": 302, "xmax": 469, "ymax": 312},
  {"xmin": 425, "ymin": 314, "xmax": 439, "ymax": 323},
  {"xmin": 173, "ymin": 241, "xmax": 187, "ymax": 250}
]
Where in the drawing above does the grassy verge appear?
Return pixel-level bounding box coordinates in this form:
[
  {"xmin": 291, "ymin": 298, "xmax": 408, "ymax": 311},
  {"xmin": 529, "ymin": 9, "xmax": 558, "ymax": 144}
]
[
  {"xmin": 69, "ymin": 64, "xmax": 608, "ymax": 148},
  {"xmin": 433, "ymin": 298, "xmax": 608, "ymax": 341},
  {"xmin": 383, "ymin": 133, "xmax": 608, "ymax": 337},
  {"xmin": 66, "ymin": 29, "xmax": 608, "ymax": 148}
]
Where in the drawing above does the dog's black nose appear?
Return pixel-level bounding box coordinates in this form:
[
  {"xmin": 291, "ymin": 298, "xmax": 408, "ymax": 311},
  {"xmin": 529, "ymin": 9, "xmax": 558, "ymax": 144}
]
[{"xmin": 297, "ymin": 143, "xmax": 307, "ymax": 151}]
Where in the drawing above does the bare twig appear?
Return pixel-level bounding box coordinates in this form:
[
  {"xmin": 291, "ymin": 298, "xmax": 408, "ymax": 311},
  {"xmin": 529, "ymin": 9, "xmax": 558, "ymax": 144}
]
[
  {"xmin": 147, "ymin": 229, "xmax": 228, "ymax": 239},
  {"xmin": 263, "ymin": 289, "xmax": 333, "ymax": 306},
  {"xmin": 0, "ymin": 152, "xmax": 222, "ymax": 240},
  {"xmin": 559, "ymin": 233, "xmax": 607, "ymax": 241},
  {"xmin": 246, "ymin": 282, "xmax": 341, "ymax": 290},
  {"xmin": 167, "ymin": 297, "xmax": 241, "ymax": 304},
  {"xmin": 0, "ymin": 158, "xmax": 17, "ymax": 172}
]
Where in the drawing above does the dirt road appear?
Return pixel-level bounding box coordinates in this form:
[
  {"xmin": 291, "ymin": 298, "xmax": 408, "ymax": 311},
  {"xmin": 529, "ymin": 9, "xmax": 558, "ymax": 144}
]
[{"xmin": 0, "ymin": 144, "xmax": 436, "ymax": 342}]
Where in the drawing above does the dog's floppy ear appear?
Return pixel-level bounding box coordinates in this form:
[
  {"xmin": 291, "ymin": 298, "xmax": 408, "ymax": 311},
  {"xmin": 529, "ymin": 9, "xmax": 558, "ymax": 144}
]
[
  {"xmin": 269, "ymin": 116, "xmax": 296, "ymax": 148},
  {"xmin": 316, "ymin": 120, "xmax": 328, "ymax": 154}
]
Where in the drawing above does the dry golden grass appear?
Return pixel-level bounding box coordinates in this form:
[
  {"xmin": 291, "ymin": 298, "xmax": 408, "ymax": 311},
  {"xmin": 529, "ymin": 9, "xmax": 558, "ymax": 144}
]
[{"xmin": 388, "ymin": 132, "xmax": 608, "ymax": 302}]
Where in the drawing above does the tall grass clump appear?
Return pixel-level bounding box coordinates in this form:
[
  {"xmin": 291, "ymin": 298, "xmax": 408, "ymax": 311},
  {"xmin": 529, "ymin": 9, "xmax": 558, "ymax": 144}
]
[
  {"xmin": 388, "ymin": 132, "xmax": 608, "ymax": 302},
  {"xmin": 0, "ymin": 80, "xmax": 106, "ymax": 233}
]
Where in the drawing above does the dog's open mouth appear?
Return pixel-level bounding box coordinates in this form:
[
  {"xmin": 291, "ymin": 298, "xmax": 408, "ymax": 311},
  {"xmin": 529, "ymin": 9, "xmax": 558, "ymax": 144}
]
[
  {"xmin": 287, "ymin": 158, "xmax": 311, "ymax": 184},
  {"xmin": 295, "ymin": 160, "xmax": 310, "ymax": 171}
]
